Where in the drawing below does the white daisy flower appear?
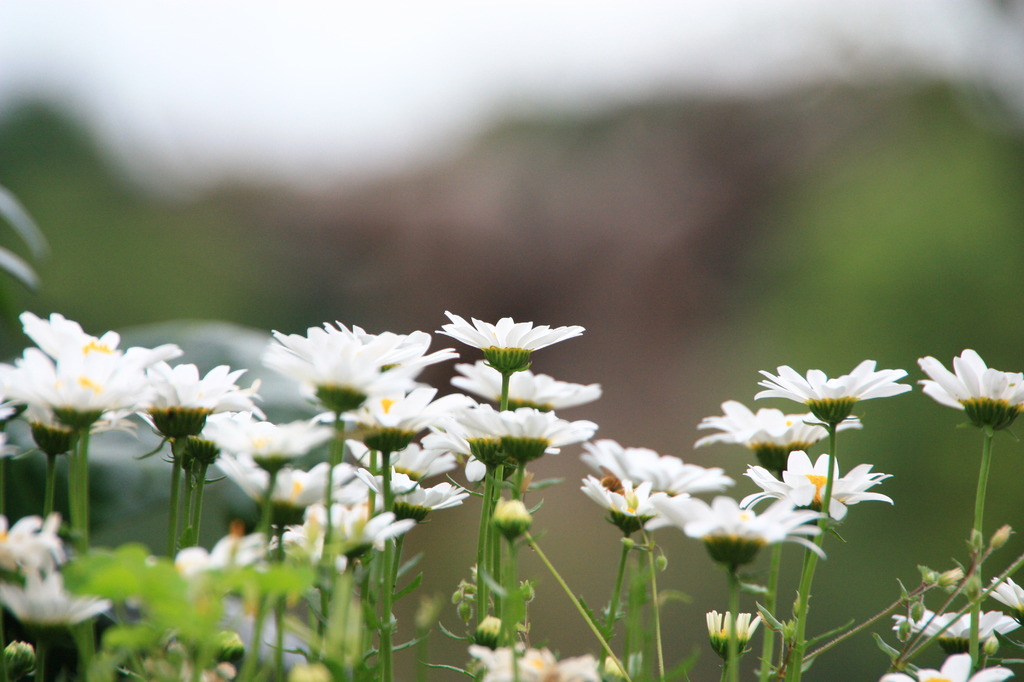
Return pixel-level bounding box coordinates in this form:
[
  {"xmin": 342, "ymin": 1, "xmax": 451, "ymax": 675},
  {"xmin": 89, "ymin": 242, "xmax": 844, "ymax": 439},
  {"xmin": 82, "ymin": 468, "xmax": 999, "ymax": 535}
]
[
  {"xmin": 495, "ymin": 407, "xmax": 597, "ymax": 464},
  {"xmin": 451, "ymin": 360, "xmax": 601, "ymax": 411},
  {"xmin": 893, "ymin": 609, "xmax": 1019, "ymax": 653},
  {"xmin": 706, "ymin": 610, "xmax": 762, "ymax": 660},
  {"xmin": 144, "ymin": 362, "xmax": 262, "ymax": 438},
  {"xmin": 580, "ymin": 477, "xmax": 669, "ymax": 535},
  {"xmin": 879, "ymin": 653, "xmax": 1013, "ymax": 682},
  {"xmin": 756, "ymin": 360, "xmax": 911, "ymax": 424},
  {"xmin": 353, "ymin": 469, "xmax": 469, "ymax": 522},
  {"xmin": 581, "ymin": 439, "xmax": 733, "ymax": 496},
  {"xmin": 0, "ymin": 513, "xmax": 65, "ymax": 575},
  {"xmin": 741, "ymin": 450, "xmax": 892, "ymax": 521},
  {"xmin": 990, "ymin": 577, "xmax": 1024, "ymax": 622},
  {"xmin": 347, "ymin": 388, "xmax": 474, "ymax": 453},
  {"xmin": 649, "ymin": 496, "xmax": 823, "ymax": 569},
  {"xmin": 918, "ymin": 350, "xmax": 1024, "ymax": 430},
  {"xmin": 439, "ymin": 312, "xmax": 584, "ymax": 353},
  {"xmin": 0, "ymin": 570, "xmax": 110, "ymax": 627},
  {"xmin": 468, "ymin": 644, "xmax": 600, "ymax": 682},
  {"xmin": 175, "ymin": 525, "xmax": 267, "ymax": 578},
  {"xmin": 216, "ymin": 454, "xmax": 350, "ymax": 512},
  {"xmin": 204, "ymin": 412, "xmax": 332, "ymax": 472},
  {"xmin": 347, "ymin": 440, "xmax": 456, "ymax": 480},
  {"xmin": 300, "ymin": 503, "xmax": 416, "ymax": 560}
]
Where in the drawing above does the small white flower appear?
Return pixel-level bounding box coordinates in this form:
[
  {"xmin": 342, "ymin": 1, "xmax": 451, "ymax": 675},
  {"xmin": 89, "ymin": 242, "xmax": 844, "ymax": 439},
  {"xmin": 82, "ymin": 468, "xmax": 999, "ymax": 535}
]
[
  {"xmin": 742, "ymin": 450, "xmax": 892, "ymax": 521},
  {"xmin": 756, "ymin": 360, "xmax": 911, "ymax": 423},
  {"xmin": 216, "ymin": 454, "xmax": 349, "ymax": 509},
  {"xmin": 204, "ymin": 412, "xmax": 332, "ymax": 470},
  {"xmin": 300, "ymin": 502, "xmax": 416, "ymax": 560},
  {"xmin": 175, "ymin": 526, "xmax": 267, "ymax": 578},
  {"xmin": 0, "ymin": 570, "xmax": 110, "ymax": 627},
  {"xmin": 468, "ymin": 644, "xmax": 600, "ymax": 682},
  {"xmin": 581, "ymin": 477, "xmax": 668, "ymax": 535},
  {"xmin": 991, "ymin": 577, "xmax": 1024, "ymax": 621},
  {"xmin": 893, "ymin": 609, "xmax": 1019, "ymax": 652},
  {"xmin": 146, "ymin": 362, "xmax": 261, "ymax": 414},
  {"xmin": 706, "ymin": 610, "xmax": 762, "ymax": 659},
  {"xmin": 0, "ymin": 513, "xmax": 65, "ymax": 574},
  {"xmin": 581, "ymin": 439, "xmax": 733, "ymax": 496},
  {"xmin": 439, "ymin": 312, "xmax": 584, "ymax": 352},
  {"xmin": 451, "ymin": 361, "xmax": 601, "ymax": 411},
  {"xmin": 879, "ymin": 653, "xmax": 1012, "ymax": 682},
  {"xmin": 919, "ymin": 350, "xmax": 1024, "ymax": 430},
  {"xmin": 348, "ymin": 387, "xmax": 473, "ymax": 435},
  {"xmin": 650, "ymin": 496, "xmax": 823, "ymax": 568},
  {"xmin": 353, "ymin": 469, "xmax": 469, "ymax": 521},
  {"xmin": 695, "ymin": 401, "xmax": 860, "ymax": 450},
  {"xmin": 347, "ymin": 440, "xmax": 456, "ymax": 480}
]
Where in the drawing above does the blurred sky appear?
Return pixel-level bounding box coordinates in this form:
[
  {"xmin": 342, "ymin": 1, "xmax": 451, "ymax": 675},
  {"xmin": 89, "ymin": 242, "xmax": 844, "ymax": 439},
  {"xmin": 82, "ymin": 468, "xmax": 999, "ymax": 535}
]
[{"xmin": 3, "ymin": 0, "xmax": 1024, "ymax": 194}]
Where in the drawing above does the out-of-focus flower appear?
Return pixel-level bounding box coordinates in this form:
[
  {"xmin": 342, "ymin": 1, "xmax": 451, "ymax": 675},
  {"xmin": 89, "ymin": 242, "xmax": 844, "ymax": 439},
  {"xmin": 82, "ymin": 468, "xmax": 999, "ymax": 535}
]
[
  {"xmin": 451, "ymin": 361, "xmax": 601, "ymax": 411},
  {"xmin": 347, "ymin": 440, "xmax": 455, "ymax": 480},
  {"xmin": 756, "ymin": 360, "xmax": 911, "ymax": 424},
  {"xmin": 175, "ymin": 524, "xmax": 267, "ymax": 578},
  {"xmin": 650, "ymin": 496, "xmax": 823, "ymax": 570},
  {"xmin": 990, "ymin": 577, "xmax": 1024, "ymax": 623},
  {"xmin": 353, "ymin": 470, "xmax": 469, "ymax": 522},
  {"xmin": 468, "ymin": 644, "xmax": 600, "ymax": 682},
  {"xmin": 347, "ymin": 388, "xmax": 473, "ymax": 454},
  {"xmin": 299, "ymin": 503, "xmax": 416, "ymax": 561},
  {"xmin": 581, "ymin": 439, "xmax": 732, "ymax": 496},
  {"xmin": 742, "ymin": 450, "xmax": 892, "ymax": 521},
  {"xmin": 892, "ymin": 609, "xmax": 1019, "ymax": 654},
  {"xmin": 216, "ymin": 455, "xmax": 350, "ymax": 522},
  {"xmin": 0, "ymin": 513, "xmax": 65, "ymax": 575},
  {"xmin": 879, "ymin": 652, "xmax": 1012, "ymax": 682},
  {"xmin": 0, "ymin": 570, "xmax": 110, "ymax": 627},
  {"xmin": 918, "ymin": 350, "xmax": 1024, "ymax": 430}
]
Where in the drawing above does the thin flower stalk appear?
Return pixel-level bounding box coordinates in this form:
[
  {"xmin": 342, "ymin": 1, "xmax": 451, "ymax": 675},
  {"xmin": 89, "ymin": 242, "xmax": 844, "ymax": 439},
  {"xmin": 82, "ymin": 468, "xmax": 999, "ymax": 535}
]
[
  {"xmin": 604, "ymin": 539, "xmax": 632, "ymax": 635},
  {"xmin": 641, "ymin": 531, "xmax": 665, "ymax": 682},
  {"xmin": 970, "ymin": 426, "xmax": 995, "ymax": 669},
  {"xmin": 725, "ymin": 571, "xmax": 742, "ymax": 682},
  {"xmin": 167, "ymin": 438, "xmax": 187, "ymax": 556},
  {"xmin": 524, "ymin": 533, "xmax": 632, "ymax": 682},
  {"xmin": 786, "ymin": 423, "xmax": 838, "ymax": 682},
  {"xmin": 759, "ymin": 543, "xmax": 783, "ymax": 682}
]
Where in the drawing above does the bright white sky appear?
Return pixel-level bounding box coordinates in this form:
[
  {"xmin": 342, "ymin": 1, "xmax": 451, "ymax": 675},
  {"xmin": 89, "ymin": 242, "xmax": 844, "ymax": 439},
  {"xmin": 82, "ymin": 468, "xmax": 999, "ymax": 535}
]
[{"xmin": 1, "ymin": 0, "xmax": 1022, "ymax": 193}]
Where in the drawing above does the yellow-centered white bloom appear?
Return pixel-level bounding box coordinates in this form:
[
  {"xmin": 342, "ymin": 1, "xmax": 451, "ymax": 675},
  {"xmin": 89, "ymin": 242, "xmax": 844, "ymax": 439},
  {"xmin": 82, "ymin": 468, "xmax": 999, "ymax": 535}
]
[
  {"xmin": 892, "ymin": 609, "xmax": 1019, "ymax": 654},
  {"xmin": 582, "ymin": 439, "xmax": 733, "ymax": 496},
  {"xmin": 706, "ymin": 610, "xmax": 762, "ymax": 659},
  {"xmin": 756, "ymin": 360, "xmax": 911, "ymax": 424},
  {"xmin": 0, "ymin": 513, "xmax": 65, "ymax": 575},
  {"xmin": 468, "ymin": 644, "xmax": 600, "ymax": 682},
  {"xmin": 216, "ymin": 454, "xmax": 350, "ymax": 509},
  {"xmin": 580, "ymin": 477, "xmax": 668, "ymax": 535},
  {"xmin": 451, "ymin": 361, "xmax": 601, "ymax": 411},
  {"xmin": 742, "ymin": 450, "xmax": 892, "ymax": 521},
  {"xmin": 174, "ymin": 525, "xmax": 267, "ymax": 578},
  {"xmin": 695, "ymin": 401, "xmax": 861, "ymax": 450},
  {"xmin": 352, "ymin": 469, "xmax": 469, "ymax": 521},
  {"xmin": 204, "ymin": 412, "xmax": 332, "ymax": 471},
  {"xmin": 347, "ymin": 440, "xmax": 456, "ymax": 480},
  {"xmin": 918, "ymin": 350, "xmax": 1024, "ymax": 430},
  {"xmin": 990, "ymin": 577, "xmax": 1024, "ymax": 622},
  {"xmin": 879, "ymin": 653, "xmax": 1013, "ymax": 682}
]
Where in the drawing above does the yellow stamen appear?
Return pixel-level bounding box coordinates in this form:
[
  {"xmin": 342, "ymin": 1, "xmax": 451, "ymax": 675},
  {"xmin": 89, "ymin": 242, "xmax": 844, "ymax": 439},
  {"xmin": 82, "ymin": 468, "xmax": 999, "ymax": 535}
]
[
  {"xmin": 77, "ymin": 376, "xmax": 103, "ymax": 394},
  {"xmin": 82, "ymin": 339, "xmax": 114, "ymax": 355},
  {"xmin": 380, "ymin": 398, "xmax": 396, "ymax": 414},
  {"xmin": 805, "ymin": 474, "xmax": 828, "ymax": 505},
  {"xmin": 290, "ymin": 480, "xmax": 303, "ymax": 504}
]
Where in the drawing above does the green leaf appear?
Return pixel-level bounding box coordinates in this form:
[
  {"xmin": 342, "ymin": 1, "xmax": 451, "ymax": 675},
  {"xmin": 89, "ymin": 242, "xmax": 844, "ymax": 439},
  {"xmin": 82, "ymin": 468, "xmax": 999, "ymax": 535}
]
[
  {"xmin": 0, "ymin": 185, "xmax": 48, "ymax": 257},
  {"xmin": 394, "ymin": 573, "xmax": 423, "ymax": 601},
  {"xmin": 0, "ymin": 246, "xmax": 39, "ymax": 290},
  {"xmin": 873, "ymin": 632, "xmax": 900, "ymax": 661}
]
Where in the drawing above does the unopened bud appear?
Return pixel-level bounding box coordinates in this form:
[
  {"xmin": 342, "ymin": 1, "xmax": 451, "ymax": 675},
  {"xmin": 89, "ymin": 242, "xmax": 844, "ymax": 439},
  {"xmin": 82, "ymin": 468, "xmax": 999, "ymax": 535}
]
[
  {"xmin": 984, "ymin": 635, "xmax": 1000, "ymax": 657},
  {"xmin": 655, "ymin": 555, "xmax": 668, "ymax": 571},
  {"xmin": 938, "ymin": 567, "xmax": 965, "ymax": 590},
  {"xmin": 458, "ymin": 599, "xmax": 473, "ymax": 623},
  {"xmin": 896, "ymin": 620, "xmax": 912, "ymax": 642},
  {"xmin": 4, "ymin": 641, "xmax": 35, "ymax": 679},
  {"xmin": 288, "ymin": 663, "xmax": 332, "ymax": 682},
  {"xmin": 492, "ymin": 499, "xmax": 532, "ymax": 541},
  {"xmin": 990, "ymin": 525, "xmax": 1013, "ymax": 551},
  {"xmin": 910, "ymin": 601, "xmax": 925, "ymax": 622},
  {"xmin": 970, "ymin": 529, "xmax": 985, "ymax": 553},
  {"xmin": 964, "ymin": 573, "xmax": 983, "ymax": 601},
  {"xmin": 918, "ymin": 565, "xmax": 938, "ymax": 586},
  {"xmin": 473, "ymin": 616, "xmax": 502, "ymax": 650},
  {"xmin": 603, "ymin": 656, "xmax": 628, "ymax": 679},
  {"xmin": 520, "ymin": 579, "xmax": 535, "ymax": 603}
]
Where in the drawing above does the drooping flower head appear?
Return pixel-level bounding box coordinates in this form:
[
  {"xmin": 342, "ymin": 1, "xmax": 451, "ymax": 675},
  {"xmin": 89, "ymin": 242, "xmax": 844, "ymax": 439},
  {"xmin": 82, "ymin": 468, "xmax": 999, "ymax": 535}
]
[
  {"xmin": 451, "ymin": 361, "xmax": 601, "ymax": 411},
  {"xmin": 650, "ymin": 496, "xmax": 823, "ymax": 571},
  {"xmin": 742, "ymin": 450, "xmax": 892, "ymax": 521},
  {"xmin": 438, "ymin": 312, "xmax": 584, "ymax": 374},
  {"xmin": 756, "ymin": 360, "xmax": 911, "ymax": 425},
  {"xmin": 990, "ymin": 577, "xmax": 1024, "ymax": 624},
  {"xmin": 581, "ymin": 439, "xmax": 733, "ymax": 496},
  {"xmin": 879, "ymin": 653, "xmax": 1013, "ymax": 682},
  {"xmin": 918, "ymin": 350, "xmax": 1024, "ymax": 431},
  {"xmin": 695, "ymin": 401, "xmax": 861, "ymax": 475}
]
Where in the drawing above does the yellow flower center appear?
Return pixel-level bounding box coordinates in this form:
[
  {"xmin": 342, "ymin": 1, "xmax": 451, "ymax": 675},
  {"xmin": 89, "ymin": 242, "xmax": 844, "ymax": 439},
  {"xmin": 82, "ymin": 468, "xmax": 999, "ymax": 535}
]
[
  {"xmin": 805, "ymin": 474, "xmax": 828, "ymax": 504},
  {"xmin": 77, "ymin": 376, "xmax": 103, "ymax": 394},
  {"xmin": 290, "ymin": 480, "xmax": 304, "ymax": 504},
  {"xmin": 920, "ymin": 678, "xmax": 952, "ymax": 682},
  {"xmin": 82, "ymin": 339, "xmax": 114, "ymax": 355},
  {"xmin": 380, "ymin": 398, "xmax": 396, "ymax": 414}
]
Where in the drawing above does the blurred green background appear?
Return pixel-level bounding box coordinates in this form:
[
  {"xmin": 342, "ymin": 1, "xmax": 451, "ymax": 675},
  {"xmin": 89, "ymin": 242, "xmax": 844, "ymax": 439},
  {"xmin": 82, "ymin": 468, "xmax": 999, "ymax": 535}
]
[{"xmin": 2, "ymin": 5, "xmax": 1024, "ymax": 679}]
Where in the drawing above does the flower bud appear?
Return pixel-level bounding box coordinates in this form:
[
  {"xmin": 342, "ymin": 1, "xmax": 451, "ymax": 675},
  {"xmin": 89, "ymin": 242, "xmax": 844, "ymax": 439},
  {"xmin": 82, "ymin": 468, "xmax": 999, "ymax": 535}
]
[
  {"xmin": 603, "ymin": 656, "xmax": 628, "ymax": 679},
  {"xmin": 970, "ymin": 529, "xmax": 984, "ymax": 554},
  {"xmin": 288, "ymin": 663, "xmax": 332, "ymax": 682},
  {"xmin": 4, "ymin": 641, "xmax": 35, "ymax": 680},
  {"xmin": 990, "ymin": 525, "xmax": 1013, "ymax": 551},
  {"xmin": 215, "ymin": 630, "xmax": 245, "ymax": 663},
  {"xmin": 458, "ymin": 599, "xmax": 473, "ymax": 624},
  {"xmin": 910, "ymin": 600, "xmax": 925, "ymax": 622},
  {"xmin": 918, "ymin": 565, "xmax": 938, "ymax": 586},
  {"xmin": 473, "ymin": 616, "xmax": 502, "ymax": 650},
  {"xmin": 964, "ymin": 573, "xmax": 983, "ymax": 601},
  {"xmin": 938, "ymin": 567, "xmax": 964, "ymax": 591},
  {"xmin": 492, "ymin": 499, "xmax": 532, "ymax": 541},
  {"xmin": 984, "ymin": 635, "xmax": 1000, "ymax": 657},
  {"xmin": 896, "ymin": 620, "xmax": 912, "ymax": 642},
  {"xmin": 655, "ymin": 555, "xmax": 668, "ymax": 572}
]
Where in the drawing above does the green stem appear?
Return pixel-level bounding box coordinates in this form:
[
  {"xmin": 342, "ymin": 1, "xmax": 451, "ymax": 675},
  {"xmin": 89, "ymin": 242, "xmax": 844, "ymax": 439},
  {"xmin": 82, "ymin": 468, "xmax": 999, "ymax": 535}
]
[
  {"xmin": 259, "ymin": 469, "xmax": 281, "ymax": 540},
  {"xmin": 72, "ymin": 428, "xmax": 92, "ymax": 555},
  {"xmin": 476, "ymin": 466, "xmax": 497, "ymax": 626},
  {"xmin": 727, "ymin": 570, "xmax": 742, "ymax": 682},
  {"xmin": 786, "ymin": 423, "xmax": 838, "ymax": 682},
  {"xmin": 380, "ymin": 450, "xmax": 394, "ymax": 682},
  {"xmin": 184, "ymin": 462, "xmax": 210, "ymax": 547},
  {"xmin": 624, "ymin": 550, "xmax": 644, "ymax": 677},
  {"xmin": 43, "ymin": 453, "xmax": 58, "ymax": 517},
  {"xmin": 604, "ymin": 539, "xmax": 631, "ymax": 633},
  {"xmin": 759, "ymin": 543, "xmax": 783, "ymax": 682},
  {"xmin": 642, "ymin": 532, "xmax": 665, "ymax": 681},
  {"xmin": 525, "ymin": 533, "xmax": 632, "ymax": 682},
  {"xmin": 970, "ymin": 427, "xmax": 995, "ymax": 670},
  {"xmin": 167, "ymin": 439, "xmax": 185, "ymax": 557},
  {"xmin": 505, "ymin": 538, "xmax": 521, "ymax": 682},
  {"xmin": 33, "ymin": 638, "xmax": 46, "ymax": 682}
]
